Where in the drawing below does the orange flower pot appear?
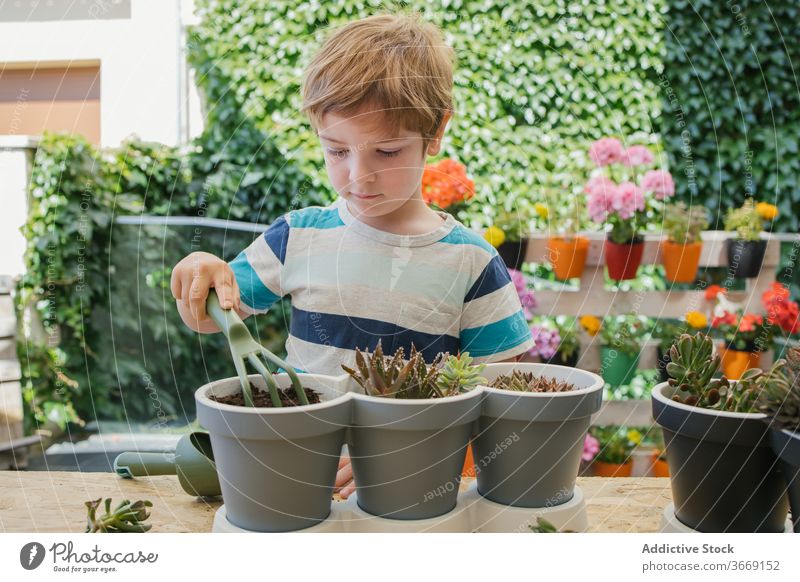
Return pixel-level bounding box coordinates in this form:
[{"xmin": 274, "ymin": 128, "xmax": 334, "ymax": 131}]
[
  {"xmin": 661, "ymin": 240, "xmax": 702, "ymax": 283},
  {"xmin": 547, "ymin": 236, "xmax": 589, "ymax": 280},
  {"xmin": 592, "ymin": 460, "xmax": 633, "ymax": 477},
  {"xmin": 651, "ymin": 451, "xmax": 670, "ymax": 478},
  {"xmin": 461, "ymin": 442, "xmax": 476, "ymax": 478},
  {"xmin": 720, "ymin": 347, "xmax": 761, "ymax": 380}
]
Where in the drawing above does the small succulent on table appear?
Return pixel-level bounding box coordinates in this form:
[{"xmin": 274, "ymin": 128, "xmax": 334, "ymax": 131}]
[
  {"xmin": 85, "ymin": 498, "xmax": 153, "ymax": 533},
  {"xmin": 528, "ymin": 516, "xmax": 576, "ymax": 533},
  {"xmin": 489, "ymin": 370, "xmax": 575, "ymax": 393},
  {"xmin": 342, "ymin": 340, "xmax": 486, "ymax": 398},
  {"xmin": 666, "ymin": 332, "xmax": 763, "ymax": 412},
  {"xmin": 756, "ymin": 347, "xmax": 800, "ymax": 431}
]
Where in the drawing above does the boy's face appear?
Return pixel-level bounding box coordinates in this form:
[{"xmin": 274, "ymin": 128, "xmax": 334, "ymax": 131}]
[{"xmin": 318, "ymin": 106, "xmax": 446, "ymax": 218}]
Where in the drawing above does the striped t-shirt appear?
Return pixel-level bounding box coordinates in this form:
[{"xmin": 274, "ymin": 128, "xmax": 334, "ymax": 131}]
[{"xmin": 228, "ymin": 197, "xmax": 534, "ymax": 377}]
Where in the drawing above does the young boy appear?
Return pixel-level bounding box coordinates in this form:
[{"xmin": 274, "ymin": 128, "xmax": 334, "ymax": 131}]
[{"xmin": 171, "ymin": 12, "xmax": 534, "ymax": 497}]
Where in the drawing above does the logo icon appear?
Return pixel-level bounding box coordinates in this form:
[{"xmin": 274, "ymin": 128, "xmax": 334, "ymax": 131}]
[{"xmin": 20, "ymin": 542, "xmax": 46, "ymax": 570}]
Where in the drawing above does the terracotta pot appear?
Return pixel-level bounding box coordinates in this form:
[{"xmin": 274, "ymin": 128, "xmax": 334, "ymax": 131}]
[
  {"xmin": 592, "ymin": 460, "xmax": 633, "ymax": 477},
  {"xmin": 651, "ymin": 451, "xmax": 670, "ymax": 477},
  {"xmin": 604, "ymin": 238, "xmax": 644, "ymax": 281},
  {"xmin": 461, "ymin": 442, "xmax": 476, "ymax": 478},
  {"xmin": 547, "ymin": 236, "xmax": 589, "ymax": 280},
  {"xmin": 661, "ymin": 240, "xmax": 702, "ymax": 283},
  {"xmin": 720, "ymin": 347, "xmax": 761, "ymax": 380}
]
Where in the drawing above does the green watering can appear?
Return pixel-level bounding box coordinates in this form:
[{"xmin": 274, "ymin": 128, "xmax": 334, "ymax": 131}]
[{"xmin": 113, "ymin": 432, "xmax": 221, "ymax": 498}]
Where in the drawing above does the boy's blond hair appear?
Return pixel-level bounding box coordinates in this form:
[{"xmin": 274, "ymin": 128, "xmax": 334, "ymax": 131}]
[{"xmin": 302, "ymin": 12, "xmax": 455, "ymax": 152}]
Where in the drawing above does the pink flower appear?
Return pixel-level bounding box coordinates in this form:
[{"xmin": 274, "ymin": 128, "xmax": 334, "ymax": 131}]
[
  {"xmin": 584, "ymin": 174, "xmax": 616, "ymax": 197},
  {"xmin": 509, "ymin": 268, "xmax": 538, "ymax": 319},
  {"xmin": 615, "ymin": 181, "xmax": 645, "ymax": 219},
  {"xmin": 641, "ymin": 169, "xmax": 675, "ymax": 200},
  {"xmin": 582, "ymin": 433, "xmax": 600, "ymax": 462},
  {"xmin": 589, "ymin": 137, "xmax": 624, "ymax": 166},
  {"xmin": 587, "ymin": 185, "xmax": 616, "ymax": 223},
  {"xmin": 622, "ymin": 145, "xmax": 654, "ymax": 167}
]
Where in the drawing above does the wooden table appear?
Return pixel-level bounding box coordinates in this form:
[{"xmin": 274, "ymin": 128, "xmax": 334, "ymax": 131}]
[{"xmin": 0, "ymin": 471, "xmax": 673, "ymax": 533}]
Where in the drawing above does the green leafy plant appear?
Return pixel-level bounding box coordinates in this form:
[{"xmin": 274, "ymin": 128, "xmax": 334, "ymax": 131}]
[
  {"xmin": 528, "ymin": 517, "xmax": 576, "ymax": 533},
  {"xmin": 756, "ymin": 347, "xmax": 800, "ymax": 431},
  {"xmin": 590, "ymin": 425, "xmax": 641, "ymax": 464},
  {"xmin": 667, "ymin": 332, "xmax": 763, "ymax": 412},
  {"xmin": 598, "ymin": 315, "xmax": 648, "ymax": 357},
  {"xmin": 341, "ymin": 340, "xmax": 485, "ymax": 399},
  {"xmin": 664, "ymin": 201, "xmax": 709, "ymax": 244},
  {"xmin": 652, "ymin": 318, "xmax": 686, "ymax": 349},
  {"xmin": 492, "ymin": 205, "xmax": 534, "ymax": 243},
  {"xmin": 554, "ymin": 317, "xmax": 581, "ymax": 359},
  {"xmin": 724, "ymin": 199, "xmax": 763, "ymax": 241},
  {"xmin": 85, "ymin": 498, "xmax": 153, "ymax": 533},
  {"xmin": 489, "ymin": 370, "xmax": 575, "ymax": 393}
]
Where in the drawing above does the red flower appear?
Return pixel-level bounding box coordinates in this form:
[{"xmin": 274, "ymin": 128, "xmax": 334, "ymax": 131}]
[
  {"xmin": 738, "ymin": 313, "xmax": 763, "ymax": 333},
  {"xmin": 705, "ymin": 285, "xmax": 726, "ymax": 302},
  {"xmin": 761, "ymin": 282, "xmax": 790, "ymax": 309},
  {"xmin": 711, "ymin": 311, "xmax": 737, "ymax": 328}
]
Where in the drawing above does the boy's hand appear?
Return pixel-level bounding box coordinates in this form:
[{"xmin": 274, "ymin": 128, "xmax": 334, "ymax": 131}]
[
  {"xmin": 334, "ymin": 455, "xmax": 356, "ymax": 499},
  {"xmin": 171, "ymin": 251, "xmax": 242, "ymax": 332}
]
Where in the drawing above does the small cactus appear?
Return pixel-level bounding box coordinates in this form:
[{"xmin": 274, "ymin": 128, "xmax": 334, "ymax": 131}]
[
  {"xmin": 756, "ymin": 347, "xmax": 800, "ymax": 431},
  {"xmin": 489, "ymin": 370, "xmax": 575, "ymax": 393},
  {"xmin": 667, "ymin": 332, "xmax": 762, "ymax": 412}
]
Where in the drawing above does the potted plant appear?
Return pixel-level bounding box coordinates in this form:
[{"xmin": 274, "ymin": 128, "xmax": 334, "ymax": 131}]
[
  {"xmin": 652, "ymin": 319, "xmax": 686, "ymax": 383},
  {"xmin": 649, "ymin": 428, "xmax": 670, "ymax": 478},
  {"xmin": 545, "ymin": 191, "xmax": 590, "ymax": 280},
  {"xmin": 661, "ymin": 201, "xmax": 708, "ymax": 283},
  {"xmin": 652, "ymin": 332, "xmax": 789, "ymax": 532},
  {"xmin": 723, "ymin": 199, "xmax": 777, "ymax": 278},
  {"xmin": 756, "ymin": 347, "xmax": 800, "ymax": 532},
  {"xmin": 584, "ymin": 138, "xmax": 675, "ymax": 280},
  {"xmin": 589, "ymin": 425, "xmax": 641, "ymax": 477},
  {"xmin": 484, "ymin": 203, "xmax": 534, "ymax": 271},
  {"xmin": 196, "ymin": 372, "xmax": 351, "ymax": 532},
  {"xmin": 528, "ymin": 320, "xmax": 580, "ymax": 367},
  {"xmin": 472, "ymin": 363, "xmax": 604, "ymax": 507},
  {"xmin": 341, "ymin": 342, "xmax": 485, "ymax": 520},
  {"xmin": 552, "ymin": 317, "xmax": 581, "ymax": 367},
  {"xmin": 598, "ymin": 315, "xmax": 647, "ymax": 387},
  {"xmin": 711, "ymin": 309, "xmax": 772, "ymax": 380}
]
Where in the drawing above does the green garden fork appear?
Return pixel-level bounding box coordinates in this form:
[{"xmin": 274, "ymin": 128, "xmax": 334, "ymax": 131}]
[{"xmin": 206, "ymin": 289, "xmax": 307, "ymax": 408}]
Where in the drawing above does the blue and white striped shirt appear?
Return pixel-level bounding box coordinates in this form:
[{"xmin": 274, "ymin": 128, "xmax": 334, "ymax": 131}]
[{"xmin": 228, "ymin": 197, "xmax": 534, "ymax": 377}]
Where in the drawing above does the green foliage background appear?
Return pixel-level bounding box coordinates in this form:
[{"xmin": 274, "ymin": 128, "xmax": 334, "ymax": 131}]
[{"xmin": 15, "ymin": 0, "xmax": 798, "ymax": 431}]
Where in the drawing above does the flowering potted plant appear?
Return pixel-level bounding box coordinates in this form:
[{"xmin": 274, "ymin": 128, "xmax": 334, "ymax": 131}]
[
  {"xmin": 589, "ymin": 425, "xmax": 641, "ymax": 477},
  {"xmin": 544, "ymin": 190, "xmax": 589, "ymax": 280},
  {"xmin": 706, "ymin": 283, "xmax": 796, "ymax": 379},
  {"xmin": 584, "ymin": 138, "xmax": 675, "ymax": 280},
  {"xmin": 661, "ymin": 201, "xmax": 708, "ymax": 283},
  {"xmin": 483, "ymin": 203, "xmax": 535, "ymax": 270},
  {"xmin": 341, "ymin": 341, "xmax": 485, "ymax": 520},
  {"xmin": 723, "ymin": 199, "xmax": 777, "ymax": 278},
  {"xmin": 527, "ymin": 319, "xmax": 580, "ymax": 367},
  {"xmin": 652, "ymin": 332, "xmax": 789, "ymax": 532},
  {"xmin": 508, "ymin": 268, "xmax": 538, "ymax": 320},
  {"xmin": 597, "ymin": 315, "xmax": 648, "ymax": 387},
  {"xmin": 421, "ymin": 157, "xmax": 475, "ymax": 215},
  {"xmin": 756, "ymin": 347, "xmax": 800, "ymax": 532}
]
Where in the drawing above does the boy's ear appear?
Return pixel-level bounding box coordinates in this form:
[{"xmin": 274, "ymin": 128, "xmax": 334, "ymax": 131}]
[{"xmin": 425, "ymin": 110, "xmax": 452, "ymax": 157}]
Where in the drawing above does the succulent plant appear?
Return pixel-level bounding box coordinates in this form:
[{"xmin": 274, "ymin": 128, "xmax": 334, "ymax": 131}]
[
  {"xmin": 85, "ymin": 498, "xmax": 153, "ymax": 533},
  {"xmin": 489, "ymin": 370, "xmax": 575, "ymax": 393},
  {"xmin": 667, "ymin": 332, "xmax": 763, "ymax": 412},
  {"xmin": 756, "ymin": 347, "xmax": 800, "ymax": 431},
  {"xmin": 528, "ymin": 517, "xmax": 576, "ymax": 533},
  {"xmin": 342, "ymin": 340, "xmax": 484, "ymax": 399},
  {"xmin": 435, "ymin": 352, "xmax": 486, "ymax": 395}
]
